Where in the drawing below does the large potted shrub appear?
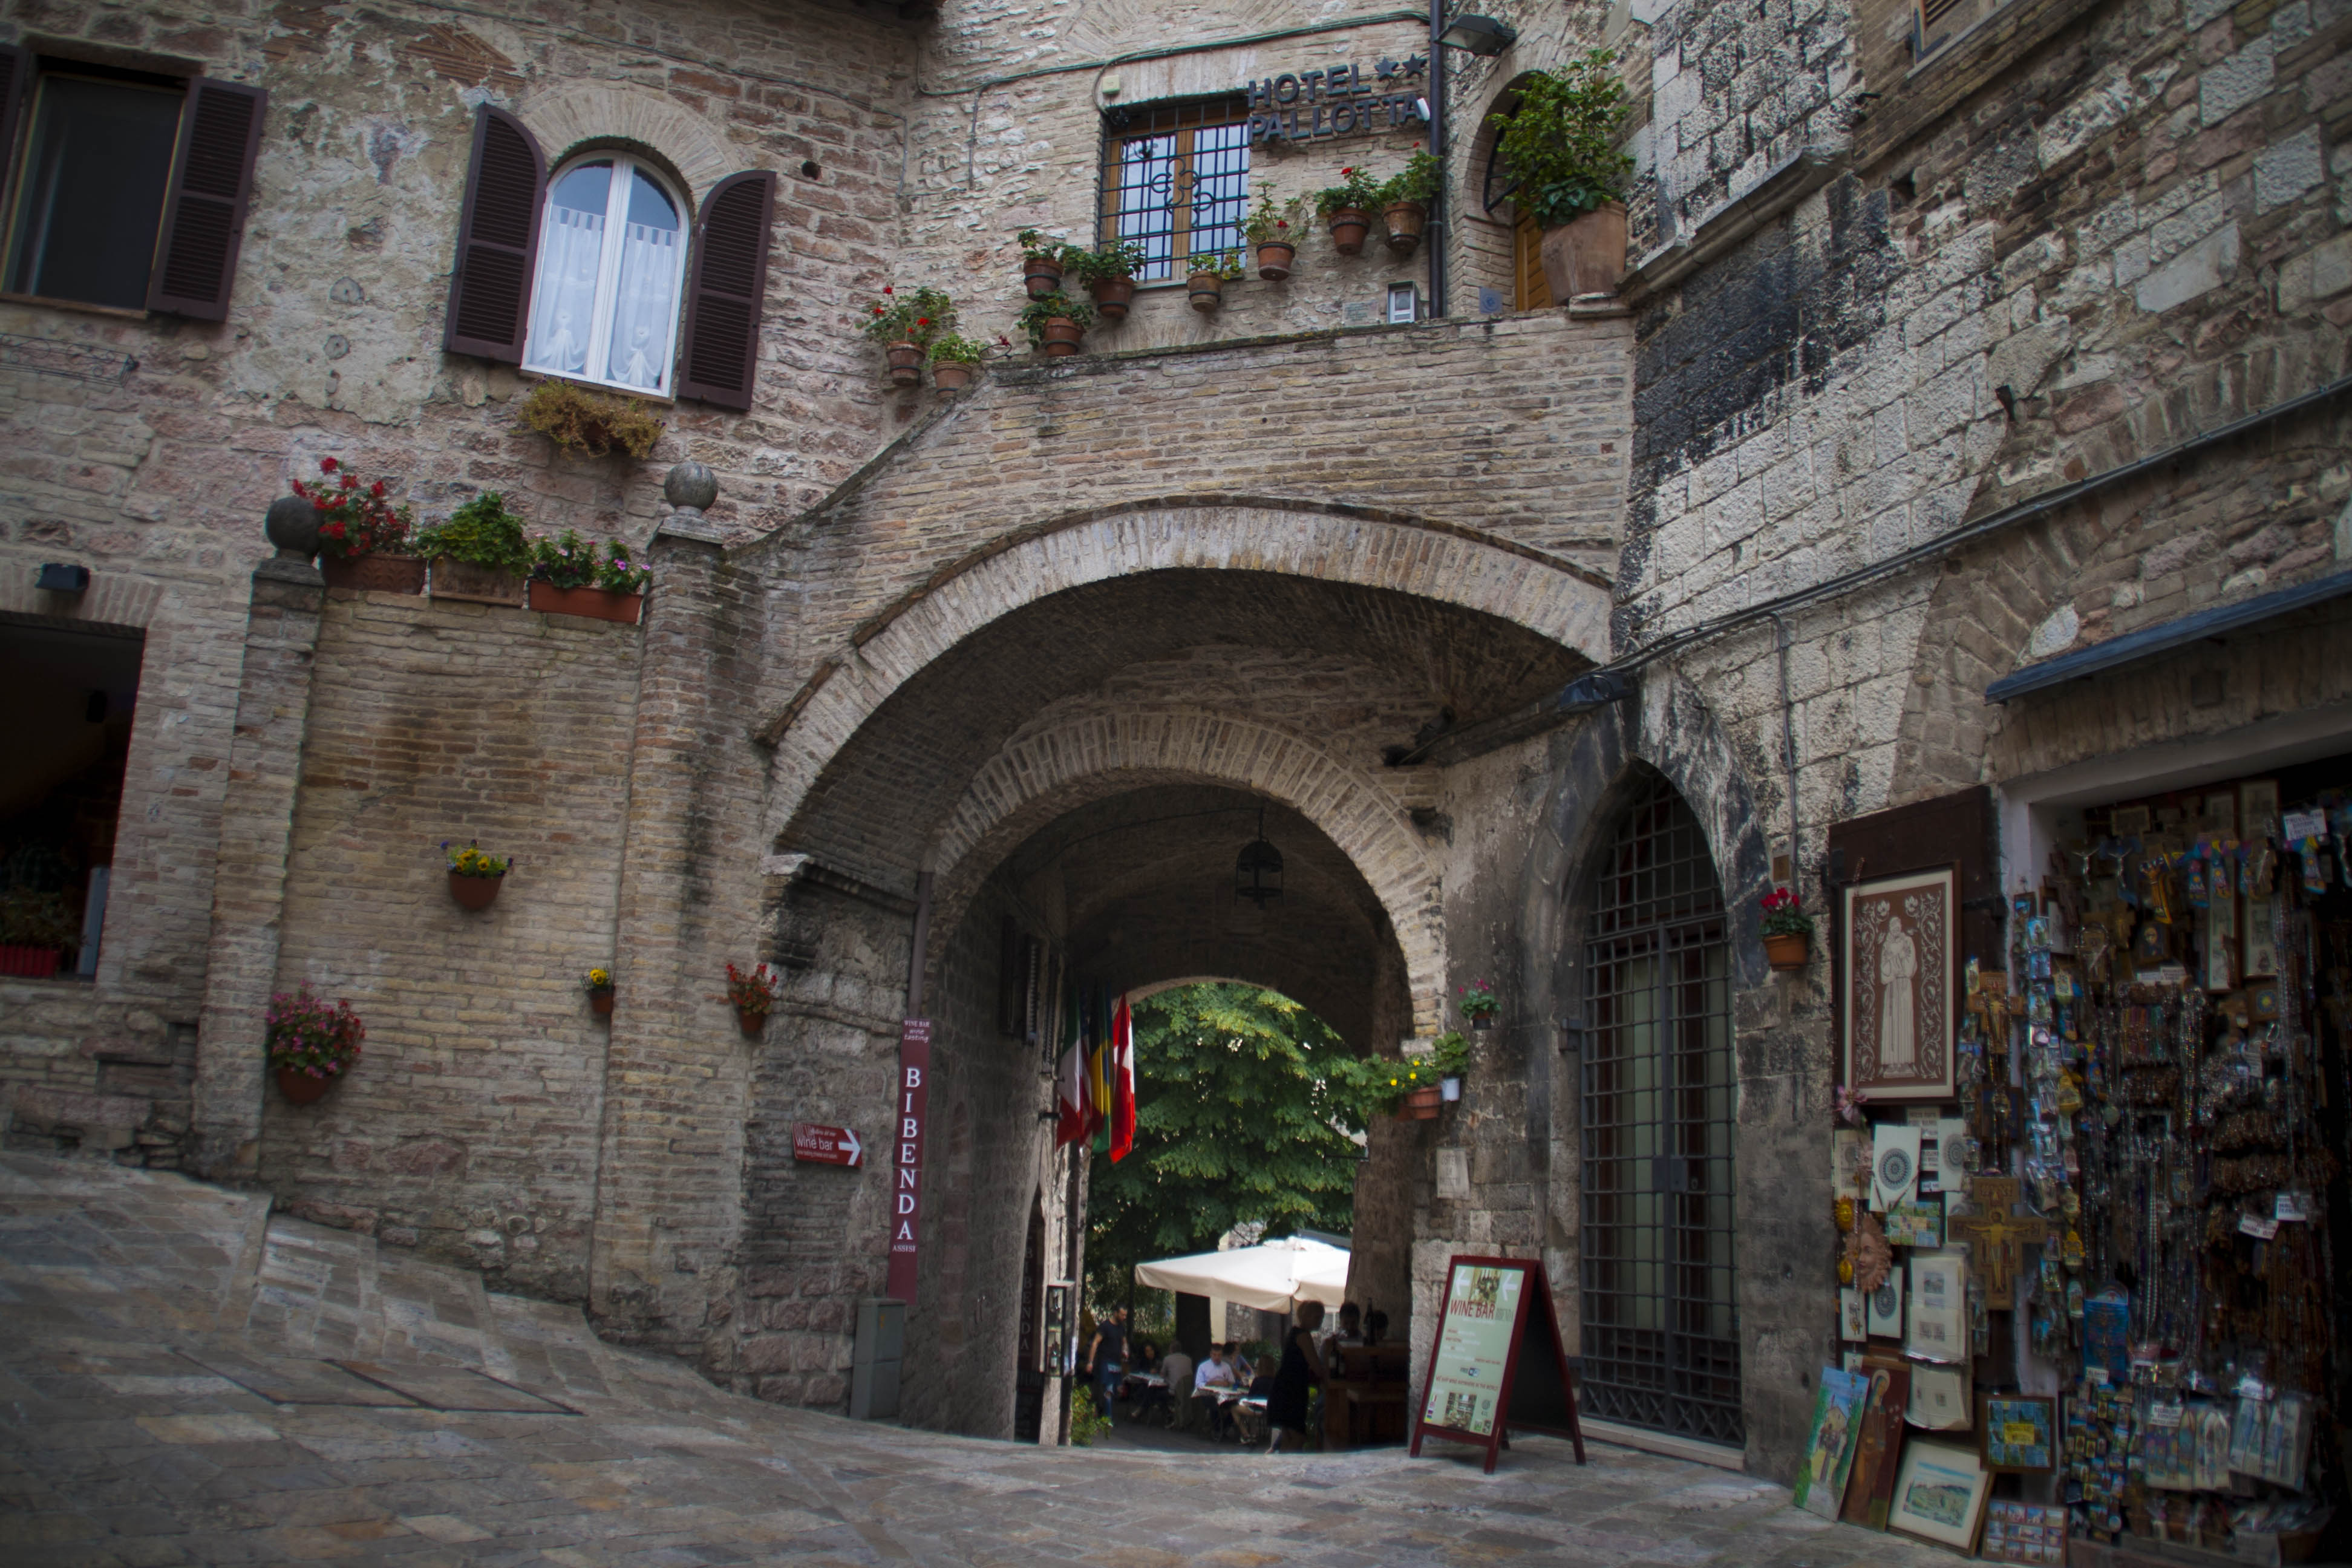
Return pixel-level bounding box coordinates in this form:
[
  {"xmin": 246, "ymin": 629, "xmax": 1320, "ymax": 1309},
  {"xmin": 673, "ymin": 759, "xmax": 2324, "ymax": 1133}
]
[
  {"xmin": 0, "ymin": 888, "xmax": 77, "ymax": 978},
  {"xmin": 528, "ymin": 530, "xmax": 652, "ymax": 624},
  {"xmin": 301, "ymin": 457, "xmax": 423, "ymax": 594},
  {"xmin": 1379, "ymin": 148, "xmax": 1440, "ymax": 254},
  {"xmin": 1068, "ymin": 239, "xmax": 1146, "ymax": 322},
  {"xmin": 1488, "ymin": 50, "xmax": 1636, "ymax": 299},
  {"xmin": 267, "ymin": 988, "xmax": 364, "ymax": 1105},
  {"xmin": 1244, "ymin": 181, "xmax": 1304, "ymax": 280},
  {"xmin": 1017, "ymin": 293, "xmax": 1095, "ymax": 358},
  {"xmin": 417, "ymin": 492, "xmax": 534, "ymax": 604},
  {"xmin": 1313, "ymin": 166, "xmax": 1385, "ymax": 255},
  {"xmin": 516, "ymin": 382, "xmax": 665, "ymax": 459}
]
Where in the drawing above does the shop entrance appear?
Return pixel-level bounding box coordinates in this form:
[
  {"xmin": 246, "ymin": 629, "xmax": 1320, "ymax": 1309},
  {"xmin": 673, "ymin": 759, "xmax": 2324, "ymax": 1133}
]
[{"xmin": 1578, "ymin": 775, "xmax": 1742, "ymax": 1446}]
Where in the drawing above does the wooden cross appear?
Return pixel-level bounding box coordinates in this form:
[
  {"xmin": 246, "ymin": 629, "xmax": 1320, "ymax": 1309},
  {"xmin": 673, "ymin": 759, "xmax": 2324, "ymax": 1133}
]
[{"xmin": 1949, "ymin": 1177, "xmax": 2049, "ymax": 1310}]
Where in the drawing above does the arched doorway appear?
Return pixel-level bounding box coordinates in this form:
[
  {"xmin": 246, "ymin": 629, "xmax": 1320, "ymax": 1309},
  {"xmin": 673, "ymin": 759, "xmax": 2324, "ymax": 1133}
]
[{"xmin": 1578, "ymin": 774, "xmax": 1741, "ymax": 1446}]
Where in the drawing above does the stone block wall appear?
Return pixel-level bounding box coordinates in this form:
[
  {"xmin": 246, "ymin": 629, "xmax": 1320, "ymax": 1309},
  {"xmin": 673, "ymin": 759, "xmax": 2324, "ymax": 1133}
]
[{"xmin": 256, "ymin": 587, "xmax": 645, "ymax": 1302}]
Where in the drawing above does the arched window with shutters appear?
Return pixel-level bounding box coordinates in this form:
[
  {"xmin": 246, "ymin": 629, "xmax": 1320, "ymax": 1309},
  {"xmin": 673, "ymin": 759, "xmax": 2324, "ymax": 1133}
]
[{"xmin": 521, "ymin": 154, "xmax": 687, "ymax": 396}]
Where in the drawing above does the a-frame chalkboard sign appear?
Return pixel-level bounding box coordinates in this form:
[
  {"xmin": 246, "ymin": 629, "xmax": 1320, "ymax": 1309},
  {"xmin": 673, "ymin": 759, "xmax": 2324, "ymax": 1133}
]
[{"xmin": 1410, "ymin": 1253, "xmax": 1586, "ymax": 1475}]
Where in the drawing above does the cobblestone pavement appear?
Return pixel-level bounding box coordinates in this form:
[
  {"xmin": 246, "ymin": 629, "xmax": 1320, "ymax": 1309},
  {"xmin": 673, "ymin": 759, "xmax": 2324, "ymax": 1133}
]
[{"xmin": 0, "ymin": 1154, "xmax": 1958, "ymax": 1566}]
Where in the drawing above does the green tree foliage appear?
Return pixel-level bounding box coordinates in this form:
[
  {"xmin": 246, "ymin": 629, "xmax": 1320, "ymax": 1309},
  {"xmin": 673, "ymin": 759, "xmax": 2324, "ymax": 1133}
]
[{"xmin": 1085, "ymin": 983, "xmax": 1364, "ymax": 1310}]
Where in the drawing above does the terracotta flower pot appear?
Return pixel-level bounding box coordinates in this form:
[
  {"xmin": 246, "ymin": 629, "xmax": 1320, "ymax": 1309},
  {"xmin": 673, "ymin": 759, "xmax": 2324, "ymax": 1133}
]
[
  {"xmin": 1765, "ymin": 932, "xmax": 1811, "ymax": 972},
  {"xmin": 276, "ymin": 1068, "xmax": 336, "ymax": 1105},
  {"xmin": 321, "ymin": 554, "xmax": 427, "ymax": 594},
  {"xmin": 1186, "ymin": 273, "xmax": 1225, "ymax": 312},
  {"xmin": 528, "ymin": 582, "xmax": 644, "ymax": 624},
  {"xmin": 1023, "ymin": 255, "xmax": 1063, "ymax": 299},
  {"xmin": 448, "ymin": 871, "xmax": 503, "ymax": 911},
  {"xmin": 1398, "ymin": 1085, "xmax": 1444, "ymax": 1120},
  {"xmin": 589, "ymin": 987, "xmax": 616, "ymax": 1016},
  {"xmin": 0, "ymin": 944, "xmax": 63, "ymax": 978},
  {"xmin": 932, "ymin": 361, "xmax": 976, "ymax": 391},
  {"xmin": 1382, "ymin": 200, "xmax": 1426, "ymax": 253},
  {"xmin": 737, "ymin": 1008, "xmax": 767, "ymax": 1038},
  {"xmin": 429, "ymin": 557, "xmax": 526, "ymax": 606},
  {"xmin": 1089, "ymin": 275, "xmax": 1136, "ymax": 320},
  {"xmin": 885, "ymin": 341, "xmax": 922, "ymax": 386},
  {"xmin": 1326, "ymin": 207, "xmax": 1371, "ymax": 255},
  {"xmin": 1255, "ymin": 241, "xmax": 1296, "ymax": 281},
  {"xmin": 1040, "ymin": 318, "xmax": 1085, "ymax": 357},
  {"xmin": 1539, "ymin": 201, "xmax": 1628, "ymax": 302}
]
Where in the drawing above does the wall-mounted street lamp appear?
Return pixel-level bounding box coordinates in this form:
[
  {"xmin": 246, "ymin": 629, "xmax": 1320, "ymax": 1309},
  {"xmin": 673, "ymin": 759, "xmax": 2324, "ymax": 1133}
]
[
  {"xmin": 1233, "ymin": 805, "xmax": 1284, "ymax": 909},
  {"xmin": 1438, "ymin": 13, "xmax": 1520, "ymax": 54}
]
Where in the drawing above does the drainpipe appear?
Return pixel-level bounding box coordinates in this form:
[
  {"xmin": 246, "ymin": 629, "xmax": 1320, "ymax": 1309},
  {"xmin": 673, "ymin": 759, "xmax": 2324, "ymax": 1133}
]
[
  {"xmin": 906, "ymin": 869, "xmax": 935, "ymax": 1018},
  {"xmin": 1426, "ymin": 0, "xmax": 1448, "ymax": 318},
  {"xmin": 1766, "ymin": 612, "xmax": 1803, "ymax": 902}
]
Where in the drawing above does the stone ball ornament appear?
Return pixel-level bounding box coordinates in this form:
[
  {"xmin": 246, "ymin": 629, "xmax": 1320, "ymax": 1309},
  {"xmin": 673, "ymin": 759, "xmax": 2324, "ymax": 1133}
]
[
  {"xmin": 264, "ymin": 494, "xmax": 323, "ymax": 560},
  {"xmin": 663, "ymin": 460, "xmax": 719, "ymax": 514}
]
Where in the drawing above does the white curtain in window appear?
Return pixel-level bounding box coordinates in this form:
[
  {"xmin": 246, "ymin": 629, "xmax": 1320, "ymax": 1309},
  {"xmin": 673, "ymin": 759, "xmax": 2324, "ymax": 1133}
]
[
  {"xmin": 604, "ymin": 221, "xmax": 679, "ymax": 392},
  {"xmin": 525, "ymin": 204, "xmax": 604, "ymax": 376}
]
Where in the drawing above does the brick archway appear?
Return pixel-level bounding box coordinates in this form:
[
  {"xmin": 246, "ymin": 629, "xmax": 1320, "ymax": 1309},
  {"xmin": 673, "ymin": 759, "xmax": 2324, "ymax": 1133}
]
[
  {"xmin": 757, "ymin": 501, "xmax": 1613, "ymax": 841},
  {"xmin": 927, "ymin": 708, "xmax": 1442, "ymax": 1035}
]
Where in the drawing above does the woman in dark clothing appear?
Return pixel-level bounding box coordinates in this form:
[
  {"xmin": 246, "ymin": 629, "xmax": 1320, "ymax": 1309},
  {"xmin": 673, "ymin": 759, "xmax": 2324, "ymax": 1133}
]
[{"xmin": 1264, "ymin": 1299, "xmax": 1327, "ymax": 1454}]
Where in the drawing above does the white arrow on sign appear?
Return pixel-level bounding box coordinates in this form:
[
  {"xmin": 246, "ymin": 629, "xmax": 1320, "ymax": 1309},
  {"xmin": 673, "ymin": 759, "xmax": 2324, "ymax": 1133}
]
[{"xmin": 841, "ymin": 1126, "xmax": 863, "ymax": 1166}]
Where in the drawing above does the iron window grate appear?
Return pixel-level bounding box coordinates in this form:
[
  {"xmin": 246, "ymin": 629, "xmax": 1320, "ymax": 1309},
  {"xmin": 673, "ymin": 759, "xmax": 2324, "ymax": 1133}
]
[
  {"xmin": 1099, "ymin": 97, "xmax": 1250, "ymax": 283},
  {"xmin": 1580, "ymin": 777, "xmax": 1742, "ymax": 1447}
]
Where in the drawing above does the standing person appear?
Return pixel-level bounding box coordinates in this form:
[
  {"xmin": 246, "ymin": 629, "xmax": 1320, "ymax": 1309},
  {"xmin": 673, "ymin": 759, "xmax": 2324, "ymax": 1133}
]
[
  {"xmin": 1158, "ymin": 1342, "xmax": 1195, "ymax": 1430},
  {"xmin": 1083, "ymin": 1305, "xmax": 1129, "ymax": 1426},
  {"xmin": 1265, "ymin": 1301, "xmax": 1329, "ymax": 1454}
]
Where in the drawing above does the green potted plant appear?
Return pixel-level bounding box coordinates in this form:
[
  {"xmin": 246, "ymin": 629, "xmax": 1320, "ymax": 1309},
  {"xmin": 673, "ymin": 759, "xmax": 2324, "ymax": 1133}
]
[
  {"xmin": 1016, "ymin": 229, "xmax": 1068, "ymax": 299},
  {"xmin": 1243, "ymin": 181, "xmax": 1305, "ymax": 280},
  {"xmin": 298, "ymin": 457, "xmax": 423, "ymax": 593},
  {"xmin": 1184, "ymin": 250, "xmax": 1246, "ymax": 312},
  {"xmin": 1379, "ymin": 146, "xmax": 1440, "ymax": 253},
  {"xmin": 1016, "ymin": 293, "xmax": 1095, "ymax": 357},
  {"xmin": 1428, "ymin": 1030, "xmax": 1472, "ymax": 1102},
  {"xmin": 861, "ymin": 285, "xmax": 955, "ymax": 386},
  {"xmin": 443, "ymin": 839, "xmax": 511, "ymax": 912},
  {"xmin": 416, "ymin": 492, "xmax": 534, "ymax": 606},
  {"xmin": 586, "ymin": 966, "xmax": 616, "ymax": 1017},
  {"xmin": 1313, "ymin": 166, "xmax": 1387, "ymax": 255},
  {"xmin": 267, "ymin": 988, "xmax": 364, "ymax": 1105},
  {"xmin": 1487, "ymin": 49, "xmax": 1636, "ymax": 299},
  {"xmin": 1330, "ymin": 1047, "xmax": 1448, "ymax": 1122},
  {"xmin": 727, "ymin": 961, "xmax": 779, "ymax": 1037},
  {"xmin": 1762, "ymin": 886, "xmax": 1814, "ymax": 971},
  {"xmin": 516, "ymin": 381, "xmax": 665, "ymax": 459},
  {"xmin": 928, "ymin": 333, "xmax": 987, "ymax": 392},
  {"xmin": 528, "ymin": 530, "xmax": 652, "ymax": 624},
  {"xmin": 0, "ymin": 888, "xmax": 77, "ymax": 978},
  {"xmin": 1455, "ymin": 978, "xmax": 1499, "ymax": 1032},
  {"xmin": 1067, "ymin": 239, "xmax": 1147, "ymax": 321}
]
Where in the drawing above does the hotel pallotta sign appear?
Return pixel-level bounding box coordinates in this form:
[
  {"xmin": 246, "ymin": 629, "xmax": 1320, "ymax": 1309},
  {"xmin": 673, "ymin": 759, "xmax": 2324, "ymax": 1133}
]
[{"xmin": 1240, "ymin": 56, "xmax": 1428, "ymax": 143}]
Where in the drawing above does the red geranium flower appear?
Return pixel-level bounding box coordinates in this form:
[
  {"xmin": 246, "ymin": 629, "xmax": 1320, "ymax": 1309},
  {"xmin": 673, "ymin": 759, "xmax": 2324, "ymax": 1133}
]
[
  {"xmin": 883, "ymin": 285, "xmax": 893, "ymax": 294},
  {"xmin": 319, "ymin": 456, "xmax": 338, "ymax": 472},
  {"xmin": 370, "ymin": 480, "xmax": 385, "ymax": 497},
  {"xmin": 916, "ymin": 317, "xmax": 929, "ymax": 326}
]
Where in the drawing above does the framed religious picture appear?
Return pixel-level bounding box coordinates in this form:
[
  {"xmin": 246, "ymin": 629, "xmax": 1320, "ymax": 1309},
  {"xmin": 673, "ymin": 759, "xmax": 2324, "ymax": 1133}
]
[
  {"xmin": 1887, "ymin": 1439, "xmax": 1993, "ymax": 1552},
  {"xmin": 1843, "ymin": 867, "xmax": 1959, "ymax": 1102},
  {"xmin": 1980, "ymin": 1393, "xmax": 2057, "ymax": 1473}
]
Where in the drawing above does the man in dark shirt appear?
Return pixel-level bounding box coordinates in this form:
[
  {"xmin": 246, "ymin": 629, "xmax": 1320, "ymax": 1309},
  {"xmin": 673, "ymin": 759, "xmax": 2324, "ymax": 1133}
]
[{"xmin": 1083, "ymin": 1305, "xmax": 1129, "ymax": 1425}]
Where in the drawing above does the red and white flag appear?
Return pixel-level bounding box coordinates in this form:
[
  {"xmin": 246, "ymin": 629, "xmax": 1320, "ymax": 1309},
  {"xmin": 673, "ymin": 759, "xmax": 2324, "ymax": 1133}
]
[{"xmin": 1109, "ymin": 994, "xmax": 1136, "ymax": 1163}]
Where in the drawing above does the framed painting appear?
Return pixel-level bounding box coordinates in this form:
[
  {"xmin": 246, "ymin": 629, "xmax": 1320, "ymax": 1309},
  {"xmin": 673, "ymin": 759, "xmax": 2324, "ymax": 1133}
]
[
  {"xmin": 1980, "ymin": 1393, "xmax": 2057, "ymax": 1473},
  {"xmin": 1887, "ymin": 1438, "xmax": 1993, "ymax": 1552},
  {"xmin": 1842, "ymin": 867, "xmax": 1959, "ymax": 1102}
]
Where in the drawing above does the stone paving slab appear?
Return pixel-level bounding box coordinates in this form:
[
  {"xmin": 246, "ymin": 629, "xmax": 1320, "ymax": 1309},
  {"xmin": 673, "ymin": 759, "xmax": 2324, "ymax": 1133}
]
[{"xmin": 0, "ymin": 1154, "xmax": 1967, "ymax": 1566}]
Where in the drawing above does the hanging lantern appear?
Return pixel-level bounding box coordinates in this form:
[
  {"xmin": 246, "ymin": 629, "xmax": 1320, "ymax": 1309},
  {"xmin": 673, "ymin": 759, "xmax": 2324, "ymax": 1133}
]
[{"xmin": 1234, "ymin": 806, "xmax": 1284, "ymax": 909}]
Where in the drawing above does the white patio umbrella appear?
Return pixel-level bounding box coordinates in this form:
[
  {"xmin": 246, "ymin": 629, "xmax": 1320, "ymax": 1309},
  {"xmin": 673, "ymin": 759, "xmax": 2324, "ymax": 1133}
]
[{"xmin": 1132, "ymin": 1235, "xmax": 1351, "ymax": 1313}]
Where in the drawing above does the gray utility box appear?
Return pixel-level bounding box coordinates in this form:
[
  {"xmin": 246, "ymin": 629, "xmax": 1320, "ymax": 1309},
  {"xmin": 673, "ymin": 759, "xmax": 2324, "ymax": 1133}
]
[{"xmin": 850, "ymin": 1296, "xmax": 905, "ymax": 1420}]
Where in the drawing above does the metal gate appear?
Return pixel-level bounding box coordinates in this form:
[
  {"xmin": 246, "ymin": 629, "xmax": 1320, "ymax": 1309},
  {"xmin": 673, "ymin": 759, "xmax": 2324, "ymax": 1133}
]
[{"xmin": 1579, "ymin": 777, "xmax": 1742, "ymax": 1446}]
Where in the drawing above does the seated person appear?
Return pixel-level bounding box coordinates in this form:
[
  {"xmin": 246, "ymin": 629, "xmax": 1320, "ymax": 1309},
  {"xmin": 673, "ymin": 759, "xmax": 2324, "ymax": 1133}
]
[
  {"xmin": 1247, "ymin": 1354, "xmax": 1278, "ymax": 1399},
  {"xmin": 1195, "ymin": 1345, "xmax": 1238, "ymax": 1438},
  {"xmin": 1321, "ymin": 1302, "xmax": 1364, "ymax": 1365}
]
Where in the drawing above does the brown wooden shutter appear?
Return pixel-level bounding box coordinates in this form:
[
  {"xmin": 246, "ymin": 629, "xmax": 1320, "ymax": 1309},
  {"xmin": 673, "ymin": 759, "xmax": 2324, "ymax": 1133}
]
[
  {"xmin": 145, "ymin": 78, "xmax": 267, "ymax": 321},
  {"xmin": 675, "ymin": 169, "xmax": 777, "ymax": 410},
  {"xmin": 0, "ymin": 48, "xmax": 30, "ymax": 223},
  {"xmin": 443, "ymin": 104, "xmax": 545, "ymax": 362}
]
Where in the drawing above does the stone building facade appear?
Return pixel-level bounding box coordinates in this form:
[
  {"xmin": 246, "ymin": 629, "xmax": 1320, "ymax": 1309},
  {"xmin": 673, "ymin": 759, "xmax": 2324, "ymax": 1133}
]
[{"xmin": 1, "ymin": 0, "xmax": 2344, "ymax": 1481}]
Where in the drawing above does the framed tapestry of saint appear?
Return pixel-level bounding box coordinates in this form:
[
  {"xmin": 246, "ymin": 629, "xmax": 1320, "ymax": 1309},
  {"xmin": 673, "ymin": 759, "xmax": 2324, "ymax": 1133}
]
[{"xmin": 1841, "ymin": 866, "xmax": 1958, "ymax": 1102}]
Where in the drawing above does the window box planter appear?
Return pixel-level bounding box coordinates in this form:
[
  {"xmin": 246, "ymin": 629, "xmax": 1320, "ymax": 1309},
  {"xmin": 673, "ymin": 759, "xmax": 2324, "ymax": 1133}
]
[
  {"xmin": 0, "ymin": 945, "xmax": 64, "ymax": 979},
  {"xmin": 1088, "ymin": 275, "xmax": 1136, "ymax": 320},
  {"xmin": 1255, "ymin": 241, "xmax": 1296, "ymax": 281},
  {"xmin": 1023, "ymin": 253, "xmax": 1064, "ymax": 299},
  {"xmin": 1538, "ymin": 202, "xmax": 1628, "ymax": 300},
  {"xmin": 1397, "ymin": 1085, "xmax": 1444, "ymax": 1120},
  {"xmin": 932, "ymin": 361, "xmax": 976, "ymax": 392},
  {"xmin": 1765, "ymin": 932, "xmax": 1811, "ymax": 971},
  {"xmin": 1382, "ymin": 200, "xmax": 1426, "ymax": 253},
  {"xmin": 1039, "ymin": 318, "xmax": 1086, "ymax": 357},
  {"xmin": 884, "ymin": 342, "xmax": 922, "ymax": 387},
  {"xmin": 276, "ymin": 1068, "xmax": 338, "ymax": 1106},
  {"xmin": 1185, "ymin": 272, "xmax": 1227, "ymax": 312},
  {"xmin": 430, "ymin": 557, "xmax": 526, "ymax": 606},
  {"xmin": 322, "ymin": 554, "xmax": 426, "ymax": 594},
  {"xmin": 528, "ymin": 581, "xmax": 645, "ymax": 624},
  {"xmin": 1325, "ymin": 206, "xmax": 1371, "ymax": 255},
  {"xmin": 448, "ymin": 871, "xmax": 504, "ymax": 912}
]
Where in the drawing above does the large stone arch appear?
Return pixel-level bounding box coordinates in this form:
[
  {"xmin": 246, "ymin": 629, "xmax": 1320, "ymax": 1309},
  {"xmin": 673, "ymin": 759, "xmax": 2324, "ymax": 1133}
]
[
  {"xmin": 928, "ymin": 708, "xmax": 1442, "ymax": 1034},
  {"xmin": 757, "ymin": 501, "xmax": 1613, "ymax": 840}
]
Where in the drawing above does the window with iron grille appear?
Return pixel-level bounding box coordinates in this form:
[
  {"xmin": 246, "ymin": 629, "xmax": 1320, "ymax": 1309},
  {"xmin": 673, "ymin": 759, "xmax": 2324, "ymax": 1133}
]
[
  {"xmin": 1579, "ymin": 776, "xmax": 1742, "ymax": 1447},
  {"xmin": 1099, "ymin": 97, "xmax": 1250, "ymax": 283}
]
